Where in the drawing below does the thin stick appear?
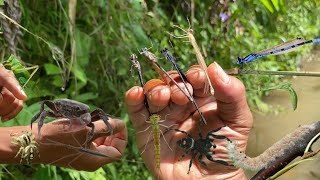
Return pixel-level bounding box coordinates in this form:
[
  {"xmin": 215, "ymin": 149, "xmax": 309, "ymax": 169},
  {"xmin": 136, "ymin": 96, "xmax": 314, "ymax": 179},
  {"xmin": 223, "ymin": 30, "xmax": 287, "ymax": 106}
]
[{"xmin": 225, "ymin": 68, "xmax": 320, "ymax": 77}]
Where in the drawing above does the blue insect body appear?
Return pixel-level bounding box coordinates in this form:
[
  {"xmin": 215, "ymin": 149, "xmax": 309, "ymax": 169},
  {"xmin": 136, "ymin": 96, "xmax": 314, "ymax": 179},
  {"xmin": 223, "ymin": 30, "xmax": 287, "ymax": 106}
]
[{"xmin": 237, "ymin": 38, "xmax": 320, "ymax": 64}]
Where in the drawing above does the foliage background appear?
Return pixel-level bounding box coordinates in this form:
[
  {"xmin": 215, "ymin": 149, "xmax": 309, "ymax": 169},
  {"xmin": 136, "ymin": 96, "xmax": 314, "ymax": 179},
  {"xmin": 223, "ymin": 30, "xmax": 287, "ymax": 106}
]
[{"xmin": 0, "ymin": 0, "xmax": 319, "ymax": 179}]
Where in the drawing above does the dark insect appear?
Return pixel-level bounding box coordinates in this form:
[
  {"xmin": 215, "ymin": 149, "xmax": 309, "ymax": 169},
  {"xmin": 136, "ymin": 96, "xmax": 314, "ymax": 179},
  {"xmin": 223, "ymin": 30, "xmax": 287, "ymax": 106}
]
[
  {"xmin": 160, "ymin": 47, "xmax": 207, "ymax": 126},
  {"xmin": 172, "ymin": 126, "xmax": 231, "ymax": 174},
  {"xmin": 30, "ymin": 99, "xmax": 113, "ymax": 145}
]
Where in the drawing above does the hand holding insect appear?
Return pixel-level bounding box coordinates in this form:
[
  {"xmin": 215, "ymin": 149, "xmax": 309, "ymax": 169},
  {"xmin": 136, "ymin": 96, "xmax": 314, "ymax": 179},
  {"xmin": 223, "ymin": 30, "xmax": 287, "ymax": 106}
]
[
  {"xmin": 0, "ymin": 64, "xmax": 27, "ymax": 122},
  {"xmin": 125, "ymin": 62, "xmax": 252, "ymax": 179},
  {"xmin": 0, "ymin": 117, "xmax": 127, "ymax": 171}
]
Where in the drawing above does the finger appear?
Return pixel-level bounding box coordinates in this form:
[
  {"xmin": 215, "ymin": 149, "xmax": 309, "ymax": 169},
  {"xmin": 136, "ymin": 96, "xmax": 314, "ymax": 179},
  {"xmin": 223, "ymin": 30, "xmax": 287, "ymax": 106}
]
[
  {"xmin": 92, "ymin": 118, "xmax": 126, "ymax": 139},
  {"xmin": 186, "ymin": 65, "xmax": 211, "ymax": 97},
  {"xmin": 164, "ymin": 71, "xmax": 193, "ymax": 105},
  {"xmin": 0, "ymin": 91, "xmax": 19, "ymax": 117},
  {"xmin": 125, "ymin": 86, "xmax": 150, "ymax": 129},
  {"xmin": 1, "ymin": 99, "xmax": 23, "ymax": 122},
  {"xmin": 125, "ymin": 86, "xmax": 147, "ymax": 113},
  {"xmin": 0, "ymin": 91, "xmax": 3, "ymax": 103},
  {"xmin": 0, "ymin": 67, "xmax": 27, "ymax": 100},
  {"xmin": 208, "ymin": 62, "xmax": 253, "ymax": 130},
  {"xmin": 144, "ymin": 79, "xmax": 170, "ymax": 113}
]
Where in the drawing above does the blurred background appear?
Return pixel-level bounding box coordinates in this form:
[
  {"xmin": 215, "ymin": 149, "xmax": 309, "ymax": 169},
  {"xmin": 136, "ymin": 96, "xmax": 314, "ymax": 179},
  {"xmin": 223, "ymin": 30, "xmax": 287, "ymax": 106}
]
[{"xmin": 0, "ymin": 0, "xmax": 319, "ymax": 179}]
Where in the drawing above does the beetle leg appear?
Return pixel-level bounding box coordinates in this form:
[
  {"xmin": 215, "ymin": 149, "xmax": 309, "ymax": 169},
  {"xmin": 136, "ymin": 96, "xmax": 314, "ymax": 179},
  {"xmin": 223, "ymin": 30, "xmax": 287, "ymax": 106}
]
[{"xmin": 91, "ymin": 108, "xmax": 113, "ymax": 135}]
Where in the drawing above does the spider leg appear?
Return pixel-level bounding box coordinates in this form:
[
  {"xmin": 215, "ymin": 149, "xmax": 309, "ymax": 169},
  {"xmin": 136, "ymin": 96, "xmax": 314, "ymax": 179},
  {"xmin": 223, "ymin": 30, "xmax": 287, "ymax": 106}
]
[
  {"xmin": 207, "ymin": 126, "xmax": 231, "ymax": 142},
  {"xmin": 171, "ymin": 128, "xmax": 194, "ymax": 139},
  {"xmin": 187, "ymin": 152, "xmax": 197, "ymax": 174},
  {"xmin": 198, "ymin": 154, "xmax": 208, "ymax": 167},
  {"xmin": 206, "ymin": 153, "xmax": 229, "ymax": 166},
  {"xmin": 178, "ymin": 147, "xmax": 192, "ymax": 161},
  {"xmin": 91, "ymin": 108, "xmax": 113, "ymax": 135},
  {"xmin": 208, "ymin": 134, "xmax": 231, "ymax": 142}
]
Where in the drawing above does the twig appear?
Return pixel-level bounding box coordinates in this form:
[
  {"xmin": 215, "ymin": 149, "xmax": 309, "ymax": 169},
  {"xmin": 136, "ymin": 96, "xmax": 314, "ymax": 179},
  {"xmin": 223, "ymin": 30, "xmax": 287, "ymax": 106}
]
[
  {"xmin": 225, "ymin": 68, "xmax": 320, "ymax": 77},
  {"xmin": 227, "ymin": 121, "xmax": 320, "ymax": 179}
]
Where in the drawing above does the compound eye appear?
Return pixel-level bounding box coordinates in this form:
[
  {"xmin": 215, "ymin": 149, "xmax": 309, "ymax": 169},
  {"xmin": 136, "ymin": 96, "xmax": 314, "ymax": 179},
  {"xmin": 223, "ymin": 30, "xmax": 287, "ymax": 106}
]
[{"xmin": 76, "ymin": 106, "xmax": 80, "ymax": 111}]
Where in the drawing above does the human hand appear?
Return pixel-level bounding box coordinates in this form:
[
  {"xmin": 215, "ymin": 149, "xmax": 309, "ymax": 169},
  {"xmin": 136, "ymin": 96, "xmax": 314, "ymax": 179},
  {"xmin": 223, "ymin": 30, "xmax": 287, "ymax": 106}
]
[
  {"xmin": 36, "ymin": 118, "xmax": 127, "ymax": 171},
  {"xmin": 0, "ymin": 64, "xmax": 27, "ymax": 121},
  {"xmin": 29, "ymin": 118, "xmax": 127, "ymax": 171},
  {"xmin": 125, "ymin": 62, "xmax": 253, "ymax": 179}
]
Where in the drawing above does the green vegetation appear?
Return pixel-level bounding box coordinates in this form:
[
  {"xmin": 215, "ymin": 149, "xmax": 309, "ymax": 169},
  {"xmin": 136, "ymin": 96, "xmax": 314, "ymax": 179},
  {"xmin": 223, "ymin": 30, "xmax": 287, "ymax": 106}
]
[{"xmin": 0, "ymin": 0, "xmax": 320, "ymax": 179}]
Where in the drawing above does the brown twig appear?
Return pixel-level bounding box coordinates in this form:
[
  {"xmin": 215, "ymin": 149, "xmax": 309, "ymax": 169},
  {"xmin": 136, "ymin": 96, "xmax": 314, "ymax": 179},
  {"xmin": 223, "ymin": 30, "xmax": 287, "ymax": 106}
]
[{"xmin": 227, "ymin": 121, "xmax": 320, "ymax": 180}]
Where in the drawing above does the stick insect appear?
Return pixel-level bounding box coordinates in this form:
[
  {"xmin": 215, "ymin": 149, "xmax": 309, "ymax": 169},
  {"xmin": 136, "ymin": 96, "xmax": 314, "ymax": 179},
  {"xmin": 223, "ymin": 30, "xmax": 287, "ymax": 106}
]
[
  {"xmin": 2, "ymin": 55, "xmax": 38, "ymax": 88},
  {"xmin": 140, "ymin": 47, "xmax": 207, "ymax": 125},
  {"xmin": 169, "ymin": 19, "xmax": 215, "ymax": 96}
]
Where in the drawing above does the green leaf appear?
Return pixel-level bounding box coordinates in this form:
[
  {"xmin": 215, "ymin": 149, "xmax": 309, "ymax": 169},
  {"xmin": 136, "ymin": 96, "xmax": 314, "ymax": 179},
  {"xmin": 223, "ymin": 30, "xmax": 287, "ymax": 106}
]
[
  {"xmin": 71, "ymin": 66, "xmax": 88, "ymax": 84},
  {"xmin": 265, "ymin": 83, "xmax": 298, "ymax": 111},
  {"xmin": 74, "ymin": 92, "xmax": 98, "ymax": 102},
  {"xmin": 260, "ymin": 0, "xmax": 274, "ymax": 13},
  {"xmin": 76, "ymin": 30, "xmax": 92, "ymax": 66},
  {"xmin": 44, "ymin": 63, "xmax": 61, "ymax": 75},
  {"xmin": 271, "ymin": 0, "xmax": 280, "ymax": 11}
]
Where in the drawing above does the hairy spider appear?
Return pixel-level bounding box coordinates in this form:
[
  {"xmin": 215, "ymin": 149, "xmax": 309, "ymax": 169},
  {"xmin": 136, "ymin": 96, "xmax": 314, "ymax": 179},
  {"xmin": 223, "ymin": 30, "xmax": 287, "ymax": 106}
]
[
  {"xmin": 11, "ymin": 131, "xmax": 39, "ymax": 164},
  {"xmin": 172, "ymin": 126, "xmax": 231, "ymax": 174}
]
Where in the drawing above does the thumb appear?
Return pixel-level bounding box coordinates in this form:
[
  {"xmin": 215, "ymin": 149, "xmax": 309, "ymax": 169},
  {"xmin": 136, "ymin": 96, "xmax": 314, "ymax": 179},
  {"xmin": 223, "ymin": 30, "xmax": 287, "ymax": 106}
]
[
  {"xmin": 0, "ymin": 66, "xmax": 27, "ymax": 100},
  {"xmin": 208, "ymin": 62, "xmax": 252, "ymax": 130},
  {"xmin": 92, "ymin": 118, "xmax": 126, "ymax": 139}
]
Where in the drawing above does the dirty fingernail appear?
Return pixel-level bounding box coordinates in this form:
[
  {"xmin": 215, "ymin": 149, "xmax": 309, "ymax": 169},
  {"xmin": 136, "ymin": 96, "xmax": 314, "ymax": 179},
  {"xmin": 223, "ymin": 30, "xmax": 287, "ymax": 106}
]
[{"xmin": 214, "ymin": 62, "xmax": 230, "ymax": 84}]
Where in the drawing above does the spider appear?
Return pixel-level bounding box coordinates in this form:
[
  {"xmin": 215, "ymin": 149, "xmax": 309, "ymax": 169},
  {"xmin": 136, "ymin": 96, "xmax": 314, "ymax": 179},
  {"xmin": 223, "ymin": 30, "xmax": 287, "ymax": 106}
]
[
  {"xmin": 172, "ymin": 126, "xmax": 231, "ymax": 174},
  {"xmin": 11, "ymin": 131, "xmax": 39, "ymax": 164}
]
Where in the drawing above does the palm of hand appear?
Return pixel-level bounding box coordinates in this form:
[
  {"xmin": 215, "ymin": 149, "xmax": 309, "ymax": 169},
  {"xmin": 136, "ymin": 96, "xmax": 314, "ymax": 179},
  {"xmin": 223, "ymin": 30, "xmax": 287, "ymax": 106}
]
[
  {"xmin": 134, "ymin": 94, "xmax": 244, "ymax": 179},
  {"xmin": 127, "ymin": 64, "xmax": 252, "ymax": 179}
]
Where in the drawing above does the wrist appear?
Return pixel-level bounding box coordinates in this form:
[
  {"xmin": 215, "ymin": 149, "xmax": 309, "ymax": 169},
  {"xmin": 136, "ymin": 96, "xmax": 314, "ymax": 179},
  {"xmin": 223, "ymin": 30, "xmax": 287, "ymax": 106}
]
[{"xmin": 0, "ymin": 125, "xmax": 41, "ymax": 164}]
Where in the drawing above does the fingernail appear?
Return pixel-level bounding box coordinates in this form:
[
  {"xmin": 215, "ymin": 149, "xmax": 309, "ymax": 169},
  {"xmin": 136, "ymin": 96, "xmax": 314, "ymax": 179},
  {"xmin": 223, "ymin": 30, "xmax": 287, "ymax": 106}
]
[
  {"xmin": 18, "ymin": 86, "xmax": 27, "ymax": 97},
  {"xmin": 214, "ymin": 62, "xmax": 230, "ymax": 84}
]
